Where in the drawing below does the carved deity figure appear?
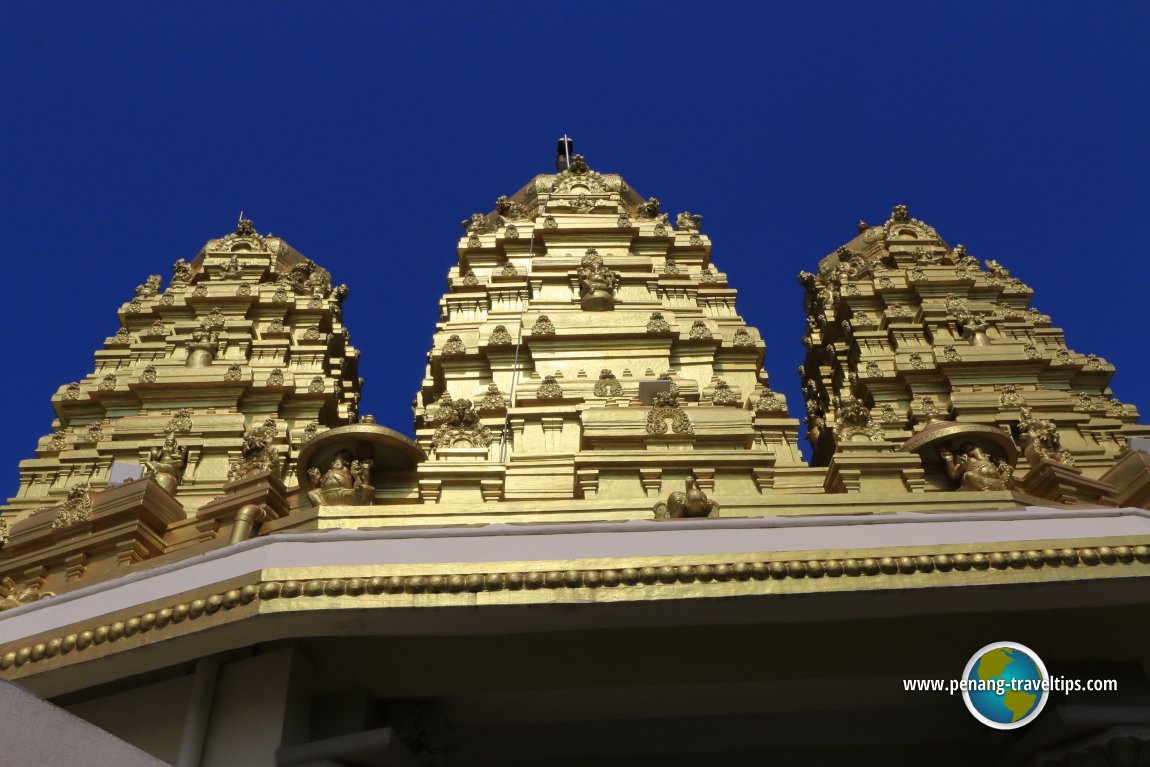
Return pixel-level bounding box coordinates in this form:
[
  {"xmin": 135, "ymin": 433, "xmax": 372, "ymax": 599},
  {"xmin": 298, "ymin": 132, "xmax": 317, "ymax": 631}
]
[
  {"xmin": 141, "ymin": 432, "xmax": 188, "ymax": 495},
  {"xmin": 654, "ymin": 473, "xmax": 719, "ymax": 519},
  {"xmin": 635, "ymin": 197, "xmax": 664, "ymax": 221},
  {"xmin": 1017, "ymin": 406, "xmax": 1074, "ymax": 466},
  {"xmin": 939, "ymin": 443, "xmax": 1013, "ymax": 491},
  {"xmin": 186, "ymin": 325, "xmax": 220, "ymax": 368},
  {"xmin": 675, "ymin": 212, "xmax": 702, "ymax": 232},
  {"xmin": 228, "ymin": 418, "xmax": 281, "ymax": 481},
  {"xmin": 959, "ymin": 314, "xmax": 993, "ymax": 346},
  {"xmin": 306, "ymin": 449, "xmax": 374, "ymax": 507},
  {"xmin": 171, "ymin": 259, "xmax": 193, "ymax": 289},
  {"xmin": 577, "ymin": 249, "xmax": 619, "ymax": 311},
  {"xmin": 0, "ymin": 577, "xmax": 54, "ymax": 611},
  {"xmin": 135, "ymin": 275, "xmax": 162, "ymax": 299}
]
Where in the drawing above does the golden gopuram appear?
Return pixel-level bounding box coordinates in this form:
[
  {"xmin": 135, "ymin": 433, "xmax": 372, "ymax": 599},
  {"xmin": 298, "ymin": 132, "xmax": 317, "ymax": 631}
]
[{"xmin": 3, "ymin": 144, "xmax": 1150, "ymax": 767}]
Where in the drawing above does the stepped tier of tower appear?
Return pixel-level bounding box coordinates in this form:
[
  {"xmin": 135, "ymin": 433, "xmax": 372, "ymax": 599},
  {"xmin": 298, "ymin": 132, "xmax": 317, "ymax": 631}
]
[
  {"xmin": 411, "ymin": 154, "xmax": 807, "ymax": 506},
  {"xmin": 5, "ymin": 220, "xmax": 362, "ymax": 523}
]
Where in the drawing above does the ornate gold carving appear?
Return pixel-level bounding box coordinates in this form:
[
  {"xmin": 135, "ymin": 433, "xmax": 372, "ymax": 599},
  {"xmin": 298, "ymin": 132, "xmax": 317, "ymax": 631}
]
[
  {"xmin": 461, "ymin": 212, "xmax": 493, "ymax": 234},
  {"xmin": 142, "ymin": 432, "xmax": 187, "ymax": 495},
  {"xmin": 505, "ymin": 225, "xmax": 520, "ymax": 239},
  {"xmin": 221, "ymin": 255, "xmax": 243, "ymax": 279},
  {"xmin": 698, "ymin": 265, "xmax": 720, "ymax": 284},
  {"xmin": 1085, "ymin": 354, "xmax": 1105, "ymax": 371},
  {"xmin": 462, "ymin": 270, "xmax": 479, "ymax": 287},
  {"xmin": 942, "ymin": 345, "xmax": 962, "ymax": 362},
  {"xmin": 267, "ymin": 318, "xmax": 285, "ymax": 333},
  {"xmin": 834, "ymin": 395, "xmax": 883, "ymax": 442},
  {"xmin": 531, "ymin": 315, "xmax": 556, "ymax": 335},
  {"xmin": 577, "ymin": 249, "xmax": 619, "ymax": 311},
  {"xmin": 48, "ymin": 431, "xmax": 67, "ymax": 451},
  {"xmin": 654, "ymin": 223, "xmax": 667, "ymax": 236},
  {"xmin": 98, "ymin": 373, "xmax": 116, "ymax": 391},
  {"xmin": 646, "ymin": 312, "xmax": 671, "ymax": 334},
  {"xmin": 236, "ymin": 283, "xmax": 252, "ymax": 296},
  {"xmin": 81, "ymin": 423, "xmax": 104, "ymax": 443},
  {"xmin": 999, "ymin": 385, "xmax": 1025, "ymax": 408},
  {"xmin": 0, "ymin": 577, "xmax": 53, "ymax": 612},
  {"xmin": 663, "ymin": 258, "xmax": 681, "ymax": 276},
  {"xmin": 500, "ymin": 262, "xmax": 518, "ymax": 277},
  {"xmin": 442, "ymin": 335, "xmax": 467, "ymax": 356},
  {"xmin": 572, "ymin": 193, "xmax": 598, "ymax": 215},
  {"xmin": 489, "ymin": 325, "xmax": 513, "ymax": 346},
  {"xmin": 940, "ymin": 444, "xmax": 1014, "ymax": 491},
  {"xmin": 688, "ymin": 320, "xmax": 712, "ymax": 340},
  {"xmin": 865, "ymin": 361, "xmax": 883, "ymax": 378},
  {"xmin": 63, "ymin": 382, "xmax": 80, "ymax": 400},
  {"xmin": 536, "ymin": 375, "xmax": 563, "ymax": 400},
  {"xmin": 646, "ymin": 378, "xmax": 693, "ymax": 436},
  {"xmin": 0, "ymin": 517, "xmax": 7, "ymax": 548},
  {"xmin": 112, "ymin": 327, "xmax": 131, "ymax": 344},
  {"xmin": 140, "ymin": 365, "xmax": 157, "ymax": 384},
  {"xmin": 170, "ymin": 259, "xmax": 192, "ymax": 290},
  {"xmin": 636, "ymin": 197, "xmax": 663, "ymax": 220},
  {"xmin": 710, "ymin": 379, "xmax": 739, "ymax": 407},
  {"xmin": 654, "ymin": 473, "xmax": 718, "ymax": 519},
  {"xmin": 302, "ymin": 326, "xmax": 321, "ymax": 342},
  {"xmin": 52, "ymin": 484, "xmax": 93, "ymax": 530},
  {"xmin": 913, "ymin": 395, "xmax": 943, "ymax": 424},
  {"xmin": 752, "ymin": 385, "xmax": 787, "ymax": 416},
  {"xmin": 307, "ymin": 450, "xmax": 373, "ymax": 507},
  {"xmin": 228, "ymin": 418, "xmax": 281, "ymax": 481},
  {"xmin": 431, "ymin": 399, "xmax": 492, "ymax": 449},
  {"xmin": 206, "ymin": 218, "xmax": 271, "ymax": 253},
  {"xmin": 494, "ymin": 195, "xmax": 526, "ymax": 222},
  {"xmin": 477, "ymin": 383, "xmax": 507, "ymax": 411},
  {"xmin": 166, "ymin": 408, "xmax": 193, "ymax": 433},
  {"xmin": 1018, "ymin": 406, "xmax": 1074, "ymax": 466},
  {"xmin": 266, "ymin": 368, "xmax": 285, "ymax": 387},
  {"xmin": 543, "ymin": 215, "xmax": 557, "ymax": 229},
  {"xmin": 732, "ymin": 327, "xmax": 755, "ymax": 348},
  {"xmin": 617, "ymin": 213, "xmax": 632, "ymax": 228},
  {"xmin": 593, "ymin": 370, "xmax": 622, "ymax": 397},
  {"xmin": 308, "ymin": 376, "xmax": 325, "ymax": 394},
  {"xmin": 302, "ymin": 421, "xmax": 321, "ymax": 442},
  {"xmin": 225, "ymin": 364, "xmax": 242, "ymax": 382},
  {"xmin": 909, "ymin": 353, "xmax": 926, "ymax": 370},
  {"xmin": 135, "ymin": 275, "xmax": 162, "ymax": 299},
  {"xmin": 676, "ymin": 212, "xmax": 702, "ymax": 232}
]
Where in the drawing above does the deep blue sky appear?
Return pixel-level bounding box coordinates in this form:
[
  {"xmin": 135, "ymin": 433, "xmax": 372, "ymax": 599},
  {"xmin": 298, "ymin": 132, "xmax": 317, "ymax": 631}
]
[{"xmin": 3, "ymin": 2, "xmax": 1148, "ymax": 498}]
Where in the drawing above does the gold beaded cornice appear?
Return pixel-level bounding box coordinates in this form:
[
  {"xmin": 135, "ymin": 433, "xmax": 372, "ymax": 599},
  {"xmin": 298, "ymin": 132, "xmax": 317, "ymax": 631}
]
[{"xmin": 2, "ymin": 541, "xmax": 1150, "ymax": 678}]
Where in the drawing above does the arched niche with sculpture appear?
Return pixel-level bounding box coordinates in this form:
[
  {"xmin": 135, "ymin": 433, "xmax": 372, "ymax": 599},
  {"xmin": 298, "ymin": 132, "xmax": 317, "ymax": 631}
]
[
  {"xmin": 900, "ymin": 421, "xmax": 1018, "ymax": 492},
  {"xmin": 296, "ymin": 421, "xmax": 426, "ymax": 507}
]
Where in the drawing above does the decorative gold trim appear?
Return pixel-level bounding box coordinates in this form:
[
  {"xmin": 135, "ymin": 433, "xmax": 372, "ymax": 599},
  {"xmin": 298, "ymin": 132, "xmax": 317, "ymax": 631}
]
[{"xmin": 2, "ymin": 543, "xmax": 1149, "ymax": 674}]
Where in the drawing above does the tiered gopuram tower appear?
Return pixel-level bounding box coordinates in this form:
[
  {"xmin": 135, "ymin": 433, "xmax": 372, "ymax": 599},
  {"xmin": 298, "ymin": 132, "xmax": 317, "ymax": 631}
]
[
  {"xmin": 799, "ymin": 205, "xmax": 1150, "ymax": 503},
  {"xmin": 409, "ymin": 151, "xmax": 805, "ymax": 516}
]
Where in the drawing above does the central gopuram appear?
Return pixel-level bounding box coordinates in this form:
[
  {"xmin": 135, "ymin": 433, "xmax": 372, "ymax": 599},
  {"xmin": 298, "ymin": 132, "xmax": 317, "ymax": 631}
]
[{"xmin": 409, "ymin": 150, "xmax": 805, "ymax": 517}]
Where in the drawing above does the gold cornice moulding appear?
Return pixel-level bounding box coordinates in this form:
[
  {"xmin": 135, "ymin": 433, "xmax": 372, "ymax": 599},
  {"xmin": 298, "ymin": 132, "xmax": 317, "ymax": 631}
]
[{"xmin": 3, "ymin": 541, "xmax": 1150, "ymax": 676}]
